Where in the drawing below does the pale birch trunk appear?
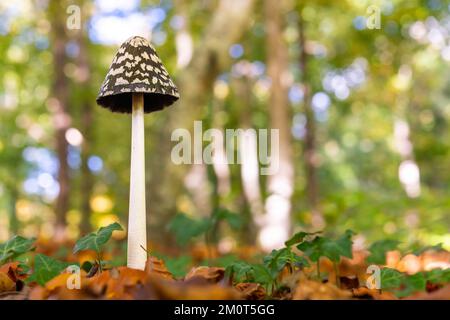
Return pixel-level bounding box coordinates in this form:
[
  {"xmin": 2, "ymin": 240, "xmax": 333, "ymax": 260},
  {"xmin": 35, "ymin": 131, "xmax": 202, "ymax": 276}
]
[{"xmin": 259, "ymin": 0, "xmax": 294, "ymax": 251}]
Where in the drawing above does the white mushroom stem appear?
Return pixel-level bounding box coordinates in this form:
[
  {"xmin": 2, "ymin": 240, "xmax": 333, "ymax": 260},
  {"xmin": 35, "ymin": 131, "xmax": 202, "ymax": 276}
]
[{"xmin": 127, "ymin": 93, "xmax": 147, "ymax": 270}]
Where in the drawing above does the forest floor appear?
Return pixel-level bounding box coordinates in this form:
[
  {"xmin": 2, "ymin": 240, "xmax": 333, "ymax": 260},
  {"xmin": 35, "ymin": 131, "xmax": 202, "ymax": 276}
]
[{"xmin": 0, "ymin": 227, "xmax": 449, "ymax": 300}]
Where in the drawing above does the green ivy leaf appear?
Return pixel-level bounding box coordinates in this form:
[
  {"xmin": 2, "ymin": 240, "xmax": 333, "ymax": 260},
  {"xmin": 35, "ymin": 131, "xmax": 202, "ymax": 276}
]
[
  {"xmin": 225, "ymin": 261, "xmax": 253, "ymax": 282},
  {"xmin": 297, "ymin": 236, "xmax": 322, "ymax": 262},
  {"xmin": 213, "ymin": 208, "xmax": 243, "ymax": 230},
  {"xmin": 252, "ymin": 264, "xmax": 275, "ymax": 287},
  {"xmin": 321, "ymin": 230, "xmax": 354, "ymax": 262},
  {"xmin": 285, "ymin": 232, "xmax": 309, "ymax": 247},
  {"xmin": 380, "ymin": 268, "xmax": 405, "ymax": 290},
  {"xmin": 425, "ymin": 268, "xmax": 450, "ymax": 284},
  {"xmin": 26, "ymin": 254, "xmax": 70, "ymax": 286},
  {"xmin": 263, "ymin": 247, "xmax": 309, "ymax": 277},
  {"xmin": 396, "ymin": 273, "xmax": 427, "ymax": 298},
  {"xmin": 167, "ymin": 213, "xmax": 210, "ymax": 245},
  {"xmin": 367, "ymin": 239, "xmax": 400, "ymax": 264},
  {"xmin": 296, "ymin": 230, "xmax": 354, "ymax": 263},
  {"xmin": 154, "ymin": 254, "xmax": 192, "ymax": 279},
  {"xmin": 73, "ymin": 222, "xmax": 123, "ymax": 254},
  {"xmin": 0, "ymin": 235, "xmax": 35, "ymax": 264}
]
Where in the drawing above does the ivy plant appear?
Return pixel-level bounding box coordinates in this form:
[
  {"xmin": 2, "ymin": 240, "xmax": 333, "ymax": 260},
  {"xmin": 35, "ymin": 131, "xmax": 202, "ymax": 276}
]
[{"xmin": 73, "ymin": 222, "xmax": 123, "ymax": 272}]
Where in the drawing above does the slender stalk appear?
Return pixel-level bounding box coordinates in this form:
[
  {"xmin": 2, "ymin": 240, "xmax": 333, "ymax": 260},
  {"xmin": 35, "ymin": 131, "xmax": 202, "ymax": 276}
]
[
  {"xmin": 333, "ymin": 261, "xmax": 341, "ymax": 288},
  {"xmin": 97, "ymin": 252, "xmax": 103, "ymax": 273},
  {"xmin": 316, "ymin": 259, "xmax": 321, "ymax": 280},
  {"xmin": 127, "ymin": 93, "xmax": 147, "ymax": 270}
]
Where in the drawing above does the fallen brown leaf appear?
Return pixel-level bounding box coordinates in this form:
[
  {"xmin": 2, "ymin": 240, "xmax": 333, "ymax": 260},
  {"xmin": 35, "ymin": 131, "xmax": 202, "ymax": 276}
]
[
  {"xmin": 352, "ymin": 287, "xmax": 398, "ymax": 300},
  {"xmin": 145, "ymin": 256, "xmax": 174, "ymax": 280},
  {"xmin": 293, "ymin": 275, "xmax": 352, "ymax": 300},
  {"xmin": 340, "ymin": 276, "xmax": 360, "ymax": 290},
  {"xmin": 0, "ymin": 272, "xmax": 16, "ymax": 293},
  {"xmin": 185, "ymin": 266, "xmax": 225, "ymax": 283},
  {"xmin": 144, "ymin": 274, "xmax": 241, "ymax": 300},
  {"xmin": 105, "ymin": 267, "xmax": 148, "ymax": 299},
  {"xmin": 235, "ymin": 283, "xmax": 266, "ymax": 300},
  {"xmin": 406, "ymin": 284, "xmax": 450, "ymax": 300}
]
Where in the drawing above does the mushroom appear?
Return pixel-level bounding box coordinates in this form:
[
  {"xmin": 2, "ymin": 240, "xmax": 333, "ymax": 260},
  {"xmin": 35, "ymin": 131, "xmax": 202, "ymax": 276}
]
[{"xmin": 96, "ymin": 36, "xmax": 179, "ymax": 270}]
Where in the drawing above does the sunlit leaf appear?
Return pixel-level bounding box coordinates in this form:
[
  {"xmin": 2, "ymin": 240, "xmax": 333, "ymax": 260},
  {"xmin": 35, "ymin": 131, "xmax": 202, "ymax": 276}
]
[
  {"xmin": 26, "ymin": 254, "xmax": 70, "ymax": 286},
  {"xmin": 0, "ymin": 236, "xmax": 35, "ymax": 264},
  {"xmin": 73, "ymin": 222, "xmax": 123, "ymax": 254},
  {"xmin": 380, "ymin": 268, "xmax": 404, "ymax": 290},
  {"xmin": 285, "ymin": 231, "xmax": 320, "ymax": 247}
]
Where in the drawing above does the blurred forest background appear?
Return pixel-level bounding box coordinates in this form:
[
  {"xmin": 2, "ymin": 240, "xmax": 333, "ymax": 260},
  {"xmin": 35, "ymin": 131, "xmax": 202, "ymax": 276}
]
[{"xmin": 0, "ymin": 0, "xmax": 449, "ymax": 263}]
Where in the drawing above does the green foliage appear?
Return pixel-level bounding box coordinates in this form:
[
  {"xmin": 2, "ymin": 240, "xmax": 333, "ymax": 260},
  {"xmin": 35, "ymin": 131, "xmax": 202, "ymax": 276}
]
[
  {"xmin": 167, "ymin": 213, "xmax": 210, "ymax": 245},
  {"xmin": 154, "ymin": 254, "xmax": 193, "ymax": 279},
  {"xmin": 263, "ymin": 247, "xmax": 309, "ymax": 275},
  {"xmin": 225, "ymin": 245, "xmax": 309, "ymax": 295},
  {"xmin": 425, "ymin": 268, "xmax": 450, "ymax": 284},
  {"xmin": 0, "ymin": 235, "xmax": 35, "ymax": 264},
  {"xmin": 225, "ymin": 261, "xmax": 254, "ymax": 283},
  {"xmin": 367, "ymin": 240, "xmax": 400, "ymax": 264},
  {"xmin": 396, "ymin": 273, "xmax": 427, "ymax": 298},
  {"xmin": 168, "ymin": 208, "xmax": 243, "ymax": 246},
  {"xmin": 251, "ymin": 264, "xmax": 276, "ymax": 293},
  {"xmin": 379, "ymin": 268, "xmax": 450, "ymax": 298},
  {"xmin": 380, "ymin": 268, "xmax": 404, "ymax": 291},
  {"xmin": 26, "ymin": 254, "xmax": 70, "ymax": 286},
  {"xmin": 212, "ymin": 208, "xmax": 243, "ymax": 230},
  {"xmin": 411, "ymin": 243, "xmax": 445, "ymax": 256},
  {"xmin": 165, "ymin": 255, "xmax": 193, "ymax": 278},
  {"xmin": 225, "ymin": 261, "xmax": 278, "ymax": 294},
  {"xmin": 73, "ymin": 222, "xmax": 123, "ymax": 254},
  {"xmin": 296, "ymin": 230, "xmax": 354, "ymax": 263},
  {"xmin": 284, "ymin": 231, "xmax": 320, "ymax": 247},
  {"xmin": 0, "ymin": 0, "xmax": 449, "ymax": 262}
]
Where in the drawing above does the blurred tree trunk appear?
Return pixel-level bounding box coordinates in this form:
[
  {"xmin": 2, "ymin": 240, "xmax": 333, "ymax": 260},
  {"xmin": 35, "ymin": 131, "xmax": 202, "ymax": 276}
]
[
  {"xmin": 259, "ymin": 0, "xmax": 294, "ymax": 251},
  {"xmin": 298, "ymin": 13, "xmax": 324, "ymax": 229},
  {"xmin": 210, "ymin": 99, "xmax": 230, "ymax": 200},
  {"xmin": 148, "ymin": 0, "xmax": 256, "ymax": 239},
  {"xmin": 76, "ymin": 4, "xmax": 94, "ymax": 234},
  {"xmin": 174, "ymin": 0, "xmax": 256, "ymax": 218},
  {"xmin": 49, "ymin": 1, "xmax": 71, "ymax": 238},
  {"xmin": 234, "ymin": 76, "xmax": 263, "ymax": 244},
  {"xmin": 8, "ymin": 188, "xmax": 18, "ymax": 235},
  {"xmin": 172, "ymin": 0, "xmax": 256, "ymax": 127}
]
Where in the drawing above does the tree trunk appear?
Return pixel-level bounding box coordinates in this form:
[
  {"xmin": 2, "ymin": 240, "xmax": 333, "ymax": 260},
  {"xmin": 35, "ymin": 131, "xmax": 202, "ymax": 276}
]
[
  {"xmin": 259, "ymin": 0, "xmax": 294, "ymax": 251},
  {"xmin": 8, "ymin": 188, "xmax": 18, "ymax": 235},
  {"xmin": 76, "ymin": 5, "xmax": 94, "ymax": 234},
  {"xmin": 234, "ymin": 76, "xmax": 263, "ymax": 244},
  {"xmin": 148, "ymin": 0, "xmax": 256, "ymax": 237},
  {"xmin": 49, "ymin": 1, "xmax": 71, "ymax": 239},
  {"xmin": 298, "ymin": 13, "xmax": 324, "ymax": 229}
]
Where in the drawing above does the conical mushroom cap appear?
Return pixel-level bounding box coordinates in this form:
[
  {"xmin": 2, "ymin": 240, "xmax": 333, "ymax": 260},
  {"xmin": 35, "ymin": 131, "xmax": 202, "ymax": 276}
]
[{"xmin": 96, "ymin": 36, "xmax": 179, "ymax": 113}]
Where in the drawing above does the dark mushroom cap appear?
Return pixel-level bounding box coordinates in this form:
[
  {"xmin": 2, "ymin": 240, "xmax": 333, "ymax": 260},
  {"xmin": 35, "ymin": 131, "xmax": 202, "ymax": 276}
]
[{"xmin": 96, "ymin": 36, "xmax": 179, "ymax": 113}]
